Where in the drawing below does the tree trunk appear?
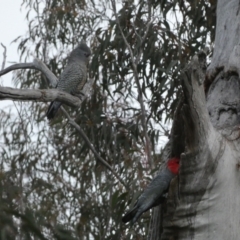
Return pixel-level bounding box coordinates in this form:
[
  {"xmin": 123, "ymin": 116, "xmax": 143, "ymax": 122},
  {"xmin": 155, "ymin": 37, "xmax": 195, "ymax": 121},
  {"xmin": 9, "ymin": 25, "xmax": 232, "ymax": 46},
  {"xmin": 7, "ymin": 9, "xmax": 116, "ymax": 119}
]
[{"xmin": 150, "ymin": 0, "xmax": 240, "ymax": 239}]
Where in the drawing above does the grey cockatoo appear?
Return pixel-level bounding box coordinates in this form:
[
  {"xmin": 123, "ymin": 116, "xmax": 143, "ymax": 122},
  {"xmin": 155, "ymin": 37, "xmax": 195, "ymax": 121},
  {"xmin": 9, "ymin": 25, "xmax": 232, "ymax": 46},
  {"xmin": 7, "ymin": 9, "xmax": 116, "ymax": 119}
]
[
  {"xmin": 46, "ymin": 43, "xmax": 91, "ymax": 119},
  {"xmin": 122, "ymin": 157, "xmax": 180, "ymax": 224}
]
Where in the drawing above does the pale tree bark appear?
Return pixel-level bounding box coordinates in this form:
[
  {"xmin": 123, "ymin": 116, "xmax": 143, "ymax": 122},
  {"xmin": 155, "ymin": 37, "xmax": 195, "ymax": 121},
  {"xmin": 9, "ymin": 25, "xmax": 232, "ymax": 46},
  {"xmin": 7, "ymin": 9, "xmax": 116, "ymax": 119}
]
[
  {"xmin": 0, "ymin": 59, "xmax": 87, "ymax": 106},
  {"xmin": 149, "ymin": 0, "xmax": 240, "ymax": 239}
]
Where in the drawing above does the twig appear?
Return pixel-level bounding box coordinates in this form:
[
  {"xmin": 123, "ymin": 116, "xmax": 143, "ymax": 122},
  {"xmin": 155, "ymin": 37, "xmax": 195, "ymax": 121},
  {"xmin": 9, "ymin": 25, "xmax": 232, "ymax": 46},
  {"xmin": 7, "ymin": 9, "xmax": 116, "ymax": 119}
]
[
  {"xmin": 1, "ymin": 43, "xmax": 7, "ymax": 70},
  {"xmin": 158, "ymin": 121, "xmax": 170, "ymax": 137},
  {"xmin": 111, "ymin": 0, "xmax": 153, "ymax": 169},
  {"xmin": 61, "ymin": 106, "xmax": 128, "ymax": 190},
  {"xmin": 142, "ymin": 0, "xmax": 152, "ymax": 44},
  {"xmin": 135, "ymin": 1, "xmax": 153, "ymax": 63}
]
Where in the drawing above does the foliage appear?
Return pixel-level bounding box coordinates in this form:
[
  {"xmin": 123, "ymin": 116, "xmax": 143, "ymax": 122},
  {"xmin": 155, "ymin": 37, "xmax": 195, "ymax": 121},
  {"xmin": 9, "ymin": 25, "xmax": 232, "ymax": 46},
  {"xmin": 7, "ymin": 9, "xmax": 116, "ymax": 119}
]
[{"xmin": 0, "ymin": 0, "xmax": 216, "ymax": 238}]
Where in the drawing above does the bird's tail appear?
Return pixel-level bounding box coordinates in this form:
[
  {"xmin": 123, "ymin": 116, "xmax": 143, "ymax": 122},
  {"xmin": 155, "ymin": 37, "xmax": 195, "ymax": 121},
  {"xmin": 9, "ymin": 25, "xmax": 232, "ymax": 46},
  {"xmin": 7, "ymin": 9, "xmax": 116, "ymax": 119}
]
[
  {"xmin": 46, "ymin": 101, "xmax": 62, "ymax": 120},
  {"xmin": 122, "ymin": 206, "xmax": 139, "ymax": 224}
]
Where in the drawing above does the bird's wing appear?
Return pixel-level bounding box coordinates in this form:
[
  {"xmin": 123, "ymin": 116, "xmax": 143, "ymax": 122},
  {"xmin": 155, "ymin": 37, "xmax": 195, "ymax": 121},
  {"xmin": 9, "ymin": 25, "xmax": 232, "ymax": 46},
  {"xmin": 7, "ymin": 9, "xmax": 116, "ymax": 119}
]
[{"xmin": 57, "ymin": 62, "xmax": 87, "ymax": 93}]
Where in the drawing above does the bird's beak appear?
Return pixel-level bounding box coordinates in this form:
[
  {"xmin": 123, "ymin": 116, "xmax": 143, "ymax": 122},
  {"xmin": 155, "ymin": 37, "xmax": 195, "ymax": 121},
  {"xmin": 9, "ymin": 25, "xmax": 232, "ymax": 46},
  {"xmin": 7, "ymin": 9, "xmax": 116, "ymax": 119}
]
[{"xmin": 84, "ymin": 53, "xmax": 91, "ymax": 58}]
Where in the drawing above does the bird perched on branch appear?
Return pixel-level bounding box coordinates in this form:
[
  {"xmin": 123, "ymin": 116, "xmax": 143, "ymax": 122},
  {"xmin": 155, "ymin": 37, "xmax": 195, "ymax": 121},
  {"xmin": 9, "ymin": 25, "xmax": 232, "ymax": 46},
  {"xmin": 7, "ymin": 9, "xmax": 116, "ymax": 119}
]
[
  {"xmin": 46, "ymin": 42, "xmax": 91, "ymax": 120},
  {"xmin": 122, "ymin": 157, "xmax": 180, "ymax": 224}
]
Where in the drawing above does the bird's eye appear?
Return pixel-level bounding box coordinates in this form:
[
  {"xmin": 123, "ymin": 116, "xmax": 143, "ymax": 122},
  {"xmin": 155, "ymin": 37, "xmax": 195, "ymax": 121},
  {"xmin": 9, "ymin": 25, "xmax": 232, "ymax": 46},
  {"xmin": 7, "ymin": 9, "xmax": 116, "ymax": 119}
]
[{"xmin": 84, "ymin": 53, "xmax": 90, "ymax": 57}]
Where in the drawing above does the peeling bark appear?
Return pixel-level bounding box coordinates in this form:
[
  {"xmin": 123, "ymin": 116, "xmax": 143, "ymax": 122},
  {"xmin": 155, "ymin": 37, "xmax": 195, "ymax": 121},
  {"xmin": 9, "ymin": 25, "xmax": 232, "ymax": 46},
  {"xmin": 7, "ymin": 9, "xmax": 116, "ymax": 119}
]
[
  {"xmin": 149, "ymin": 0, "xmax": 240, "ymax": 238},
  {"xmin": 160, "ymin": 53, "xmax": 224, "ymax": 239},
  {"xmin": 153, "ymin": 52, "xmax": 240, "ymax": 239}
]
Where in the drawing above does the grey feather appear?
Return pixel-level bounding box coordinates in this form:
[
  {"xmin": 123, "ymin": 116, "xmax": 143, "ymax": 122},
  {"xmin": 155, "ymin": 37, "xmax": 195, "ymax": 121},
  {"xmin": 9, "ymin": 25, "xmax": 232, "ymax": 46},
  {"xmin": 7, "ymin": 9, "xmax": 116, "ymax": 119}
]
[
  {"xmin": 46, "ymin": 43, "xmax": 91, "ymax": 120},
  {"xmin": 122, "ymin": 168, "xmax": 175, "ymax": 224}
]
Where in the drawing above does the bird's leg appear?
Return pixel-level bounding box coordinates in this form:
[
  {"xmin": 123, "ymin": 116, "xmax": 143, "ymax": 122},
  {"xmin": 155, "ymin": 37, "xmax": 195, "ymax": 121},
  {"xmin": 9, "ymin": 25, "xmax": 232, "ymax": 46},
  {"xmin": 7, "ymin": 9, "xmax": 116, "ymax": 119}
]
[{"xmin": 71, "ymin": 90, "xmax": 85, "ymax": 100}]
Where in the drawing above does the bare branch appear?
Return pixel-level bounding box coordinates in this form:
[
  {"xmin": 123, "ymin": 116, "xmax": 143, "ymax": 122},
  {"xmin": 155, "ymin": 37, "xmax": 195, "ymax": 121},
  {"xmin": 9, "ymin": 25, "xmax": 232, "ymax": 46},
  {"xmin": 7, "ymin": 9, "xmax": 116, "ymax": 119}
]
[
  {"xmin": 61, "ymin": 106, "xmax": 128, "ymax": 190},
  {"xmin": 0, "ymin": 59, "xmax": 93, "ymax": 103},
  {"xmin": 111, "ymin": 0, "xmax": 153, "ymax": 168},
  {"xmin": 1, "ymin": 43, "xmax": 7, "ymax": 70},
  {"xmin": 0, "ymin": 87, "xmax": 82, "ymax": 107},
  {"xmin": 0, "ymin": 59, "xmax": 58, "ymax": 87}
]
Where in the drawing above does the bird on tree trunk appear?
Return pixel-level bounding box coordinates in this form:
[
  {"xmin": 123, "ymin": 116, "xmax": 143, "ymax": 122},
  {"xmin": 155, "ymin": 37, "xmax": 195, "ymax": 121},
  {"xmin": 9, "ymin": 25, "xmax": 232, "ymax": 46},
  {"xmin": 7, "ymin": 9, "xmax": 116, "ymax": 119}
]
[
  {"xmin": 46, "ymin": 42, "xmax": 91, "ymax": 120},
  {"xmin": 122, "ymin": 157, "xmax": 180, "ymax": 224}
]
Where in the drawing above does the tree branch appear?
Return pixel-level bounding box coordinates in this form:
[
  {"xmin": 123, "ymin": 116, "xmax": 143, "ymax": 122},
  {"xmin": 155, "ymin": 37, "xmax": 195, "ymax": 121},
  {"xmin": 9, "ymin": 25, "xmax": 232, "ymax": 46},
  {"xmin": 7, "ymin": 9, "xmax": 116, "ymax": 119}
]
[
  {"xmin": 0, "ymin": 59, "xmax": 94, "ymax": 103},
  {"xmin": 0, "ymin": 86, "xmax": 82, "ymax": 107},
  {"xmin": 0, "ymin": 59, "xmax": 58, "ymax": 87},
  {"xmin": 111, "ymin": 0, "xmax": 153, "ymax": 169},
  {"xmin": 61, "ymin": 107, "xmax": 128, "ymax": 190}
]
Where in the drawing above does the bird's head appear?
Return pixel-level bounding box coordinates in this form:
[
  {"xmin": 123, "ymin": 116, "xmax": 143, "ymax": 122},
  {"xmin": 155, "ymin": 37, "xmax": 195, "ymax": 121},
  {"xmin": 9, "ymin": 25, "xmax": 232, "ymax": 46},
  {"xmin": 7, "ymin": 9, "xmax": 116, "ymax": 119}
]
[
  {"xmin": 71, "ymin": 42, "xmax": 91, "ymax": 63},
  {"xmin": 78, "ymin": 42, "xmax": 91, "ymax": 57},
  {"xmin": 167, "ymin": 157, "xmax": 180, "ymax": 175}
]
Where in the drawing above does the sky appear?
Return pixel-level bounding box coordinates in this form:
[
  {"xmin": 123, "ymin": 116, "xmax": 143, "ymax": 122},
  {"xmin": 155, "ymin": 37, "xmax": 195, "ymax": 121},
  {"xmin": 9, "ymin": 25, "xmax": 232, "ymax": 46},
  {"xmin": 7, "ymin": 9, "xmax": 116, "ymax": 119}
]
[{"xmin": 0, "ymin": 1, "xmax": 28, "ymax": 107}]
